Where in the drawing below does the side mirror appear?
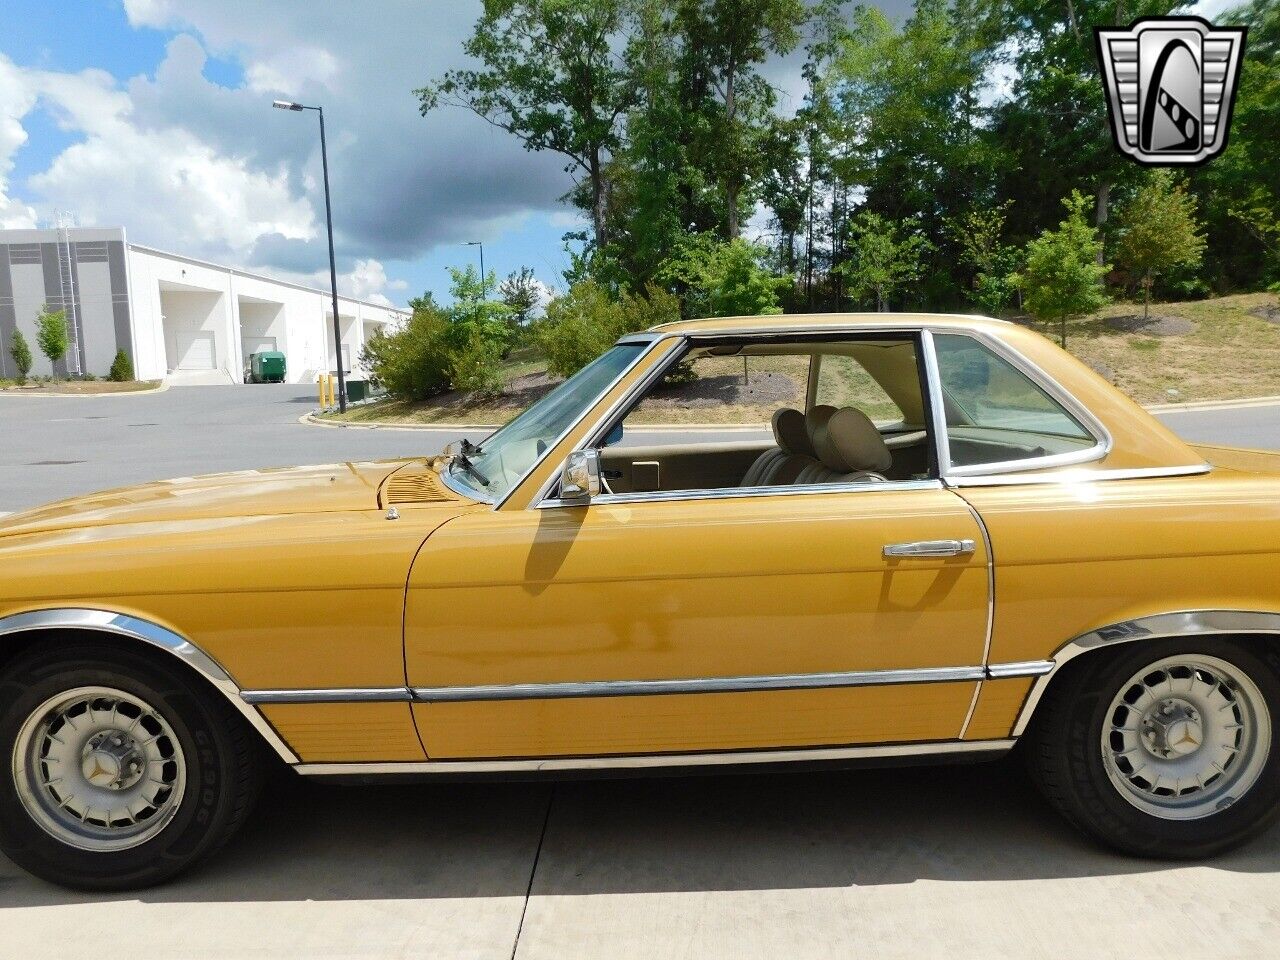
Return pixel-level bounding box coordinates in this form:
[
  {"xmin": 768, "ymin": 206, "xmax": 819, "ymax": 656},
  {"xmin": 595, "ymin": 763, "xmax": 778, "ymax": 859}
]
[{"xmin": 559, "ymin": 449, "xmax": 601, "ymax": 502}]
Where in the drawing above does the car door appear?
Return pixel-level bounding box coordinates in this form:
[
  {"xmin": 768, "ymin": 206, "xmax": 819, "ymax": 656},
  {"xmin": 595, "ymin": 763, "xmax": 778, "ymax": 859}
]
[{"xmin": 403, "ymin": 482, "xmax": 990, "ymax": 759}]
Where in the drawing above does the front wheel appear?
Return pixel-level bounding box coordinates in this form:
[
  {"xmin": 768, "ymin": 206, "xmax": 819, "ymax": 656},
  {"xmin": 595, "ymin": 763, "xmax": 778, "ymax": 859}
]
[
  {"xmin": 0, "ymin": 642, "xmax": 263, "ymax": 889},
  {"xmin": 1026, "ymin": 637, "xmax": 1280, "ymax": 858}
]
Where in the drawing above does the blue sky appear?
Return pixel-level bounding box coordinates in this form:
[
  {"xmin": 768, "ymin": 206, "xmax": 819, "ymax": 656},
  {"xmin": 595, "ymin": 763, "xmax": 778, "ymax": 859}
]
[{"xmin": 0, "ymin": 0, "xmax": 586, "ymax": 306}]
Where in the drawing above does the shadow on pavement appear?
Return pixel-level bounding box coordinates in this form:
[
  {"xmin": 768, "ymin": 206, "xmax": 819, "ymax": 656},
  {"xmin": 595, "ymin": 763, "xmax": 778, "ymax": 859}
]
[{"xmin": 2, "ymin": 758, "xmax": 1276, "ymax": 908}]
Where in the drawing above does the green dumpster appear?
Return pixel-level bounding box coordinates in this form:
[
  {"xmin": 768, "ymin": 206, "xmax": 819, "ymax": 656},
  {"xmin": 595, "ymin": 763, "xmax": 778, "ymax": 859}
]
[
  {"xmin": 345, "ymin": 379, "xmax": 368, "ymax": 402},
  {"xmin": 249, "ymin": 351, "xmax": 286, "ymax": 384}
]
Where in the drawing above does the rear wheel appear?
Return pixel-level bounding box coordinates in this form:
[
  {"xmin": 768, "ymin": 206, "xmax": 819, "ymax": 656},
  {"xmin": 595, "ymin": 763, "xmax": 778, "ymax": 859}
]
[
  {"xmin": 1026, "ymin": 637, "xmax": 1280, "ymax": 857},
  {"xmin": 0, "ymin": 643, "xmax": 263, "ymax": 889}
]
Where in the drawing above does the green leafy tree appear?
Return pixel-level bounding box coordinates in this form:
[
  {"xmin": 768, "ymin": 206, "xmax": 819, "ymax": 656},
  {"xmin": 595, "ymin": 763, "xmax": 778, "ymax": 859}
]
[
  {"xmin": 1015, "ymin": 191, "xmax": 1110, "ymax": 348},
  {"xmin": 838, "ymin": 213, "xmax": 932, "ymax": 312},
  {"xmin": 418, "ymin": 0, "xmax": 637, "ymax": 248},
  {"xmin": 1115, "ymin": 171, "xmax": 1207, "ymax": 318},
  {"xmin": 656, "ymin": 233, "xmax": 787, "ymax": 317},
  {"xmin": 35, "ymin": 306, "xmax": 68, "ymax": 375},
  {"xmin": 108, "ymin": 349, "xmax": 134, "ymax": 383},
  {"xmin": 9, "ymin": 329, "xmax": 32, "ymax": 382},
  {"xmin": 442, "ymin": 265, "xmax": 512, "ymax": 394}
]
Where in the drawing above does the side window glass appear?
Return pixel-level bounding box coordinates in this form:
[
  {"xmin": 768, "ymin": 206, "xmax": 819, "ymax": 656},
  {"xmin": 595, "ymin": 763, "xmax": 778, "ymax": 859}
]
[
  {"xmin": 933, "ymin": 334, "xmax": 1095, "ymax": 469},
  {"xmin": 814, "ymin": 353, "xmax": 906, "ymax": 424}
]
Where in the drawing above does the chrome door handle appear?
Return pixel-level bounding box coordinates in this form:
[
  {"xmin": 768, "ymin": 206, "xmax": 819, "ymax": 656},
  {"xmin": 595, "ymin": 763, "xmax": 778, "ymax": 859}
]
[{"xmin": 883, "ymin": 539, "xmax": 976, "ymax": 559}]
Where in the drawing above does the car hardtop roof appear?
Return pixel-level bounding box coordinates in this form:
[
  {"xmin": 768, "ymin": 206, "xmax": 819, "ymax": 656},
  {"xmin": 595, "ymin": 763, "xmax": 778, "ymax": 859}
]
[{"xmin": 646, "ymin": 312, "xmax": 1014, "ymax": 338}]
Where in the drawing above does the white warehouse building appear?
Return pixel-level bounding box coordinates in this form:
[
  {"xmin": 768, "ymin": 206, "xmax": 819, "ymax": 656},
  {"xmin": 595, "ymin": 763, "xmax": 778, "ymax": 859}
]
[{"xmin": 0, "ymin": 227, "xmax": 407, "ymax": 384}]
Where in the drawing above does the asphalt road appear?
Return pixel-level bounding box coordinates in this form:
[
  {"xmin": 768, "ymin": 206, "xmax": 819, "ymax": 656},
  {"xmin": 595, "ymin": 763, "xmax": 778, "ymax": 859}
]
[
  {"xmin": 1, "ymin": 383, "xmax": 1278, "ymax": 512},
  {"xmin": 2, "ymin": 385, "xmax": 1280, "ymax": 958}
]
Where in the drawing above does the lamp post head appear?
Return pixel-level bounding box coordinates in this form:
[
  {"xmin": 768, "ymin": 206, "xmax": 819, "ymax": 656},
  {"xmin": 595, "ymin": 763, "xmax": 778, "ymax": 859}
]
[{"xmin": 272, "ymin": 100, "xmax": 306, "ymax": 111}]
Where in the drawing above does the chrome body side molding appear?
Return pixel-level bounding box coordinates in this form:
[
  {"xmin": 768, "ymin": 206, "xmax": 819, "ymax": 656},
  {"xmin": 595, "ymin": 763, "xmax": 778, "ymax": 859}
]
[
  {"xmin": 0, "ymin": 608, "xmax": 299, "ymax": 764},
  {"xmin": 241, "ymin": 687, "xmax": 412, "ymax": 705},
  {"xmin": 1010, "ymin": 610, "xmax": 1280, "ymax": 737},
  {"xmin": 242, "ymin": 661, "xmax": 1057, "ymax": 708},
  {"xmin": 294, "ymin": 738, "xmax": 1017, "ymax": 776},
  {"xmin": 412, "ymin": 665, "xmax": 987, "ymax": 703}
]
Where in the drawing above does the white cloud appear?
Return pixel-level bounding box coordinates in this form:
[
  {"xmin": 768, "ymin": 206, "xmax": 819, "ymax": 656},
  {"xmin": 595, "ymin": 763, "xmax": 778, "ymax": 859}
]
[
  {"xmin": 245, "ymin": 47, "xmax": 341, "ymax": 94},
  {"xmin": 267, "ymin": 257, "xmax": 408, "ymax": 307},
  {"xmin": 0, "ymin": 57, "xmax": 38, "ymax": 228}
]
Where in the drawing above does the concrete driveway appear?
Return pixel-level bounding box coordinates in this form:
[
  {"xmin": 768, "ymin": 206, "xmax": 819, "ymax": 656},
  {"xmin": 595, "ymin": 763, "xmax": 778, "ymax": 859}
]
[{"xmin": 2, "ymin": 385, "xmax": 1280, "ymax": 958}]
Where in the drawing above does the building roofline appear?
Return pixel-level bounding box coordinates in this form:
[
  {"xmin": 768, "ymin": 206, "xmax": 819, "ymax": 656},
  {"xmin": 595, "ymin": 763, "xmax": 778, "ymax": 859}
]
[{"xmin": 126, "ymin": 242, "xmax": 410, "ymax": 315}]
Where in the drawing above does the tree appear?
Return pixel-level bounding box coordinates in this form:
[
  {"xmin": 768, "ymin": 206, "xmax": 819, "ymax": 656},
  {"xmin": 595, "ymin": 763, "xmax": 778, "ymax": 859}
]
[
  {"xmin": 442, "ymin": 265, "xmax": 512, "ymax": 394},
  {"xmin": 1115, "ymin": 171, "xmax": 1207, "ymax": 318},
  {"xmin": 418, "ymin": 0, "xmax": 637, "ymax": 248},
  {"xmin": 948, "ymin": 200, "xmax": 1019, "ymax": 316},
  {"xmin": 9, "ymin": 329, "xmax": 32, "ymax": 382},
  {"xmin": 1015, "ymin": 191, "xmax": 1110, "ymax": 348},
  {"xmin": 35, "ymin": 307, "xmax": 68, "ymax": 375},
  {"xmin": 499, "ymin": 267, "xmax": 544, "ymax": 329},
  {"xmin": 108, "ymin": 349, "xmax": 134, "ymax": 383},
  {"xmin": 655, "ymin": 233, "xmax": 787, "ymax": 317},
  {"xmin": 838, "ymin": 213, "xmax": 932, "ymax": 311},
  {"xmin": 359, "ymin": 300, "xmax": 453, "ymax": 400}
]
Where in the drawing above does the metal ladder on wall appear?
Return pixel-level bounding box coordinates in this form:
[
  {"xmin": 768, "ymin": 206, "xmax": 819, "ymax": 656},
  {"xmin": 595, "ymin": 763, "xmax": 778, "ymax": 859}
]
[{"xmin": 54, "ymin": 213, "xmax": 82, "ymax": 376}]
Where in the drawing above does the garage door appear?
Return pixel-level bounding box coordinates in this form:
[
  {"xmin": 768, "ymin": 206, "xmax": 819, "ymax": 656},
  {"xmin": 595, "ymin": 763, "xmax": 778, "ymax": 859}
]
[
  {"xmin": 179, "ymin": 332, "xmax": 216, "ymax": 371},
  {"xmin": 242, "ymin": 336, "xmax": 277, "ymax": 362}
]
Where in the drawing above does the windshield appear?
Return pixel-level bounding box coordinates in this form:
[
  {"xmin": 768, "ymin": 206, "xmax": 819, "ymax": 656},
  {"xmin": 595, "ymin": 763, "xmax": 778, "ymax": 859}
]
[{"xmin": 449, "ymin": 343, "xmax": 646, "ymax": 500}]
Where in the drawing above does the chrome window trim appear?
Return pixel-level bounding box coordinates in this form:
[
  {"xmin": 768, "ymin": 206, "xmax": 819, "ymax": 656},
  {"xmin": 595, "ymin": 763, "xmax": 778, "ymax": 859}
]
[
  {"xmin": 413, "ymin": 665, "xmax": 986, "ymax": 703},
  {"xmin": 490, "ymin": 338, "xmax": 665, "ymax": 511},
  {"xmin": 0, "ymin": 608, "xmax": 299, "ymax": 764},
  {"xmin": 438, "ymin": 460, "xmax": 491, "ymax": 503},
  {"xmin": 519, "ymin": 336, "xmax": 683, "ymax": 510},
  {"xmin": 931, "ymin": 329, "xmax": 1114, "ymax": 479},
  {"xmin": 242, "ymin": 687, "xmax": 412, "ymax": 705},
  {"xmin": 920, "ymin": 330, "xmax": 954, "ymax": 477},
  {"xmin": 946, "ymin": 463, "xmax": 1211, "ymax": 488},
  {"xmin": 536, "ymin": 478, "xmax": 944, "ymax": 509},
  {"xmin": 293, "ymin": 738, "xmax": 1017, "ymax": 776},
  {"xmin": 1010, "ymin": 610, "xmax": 1280, "ymax": 737}
]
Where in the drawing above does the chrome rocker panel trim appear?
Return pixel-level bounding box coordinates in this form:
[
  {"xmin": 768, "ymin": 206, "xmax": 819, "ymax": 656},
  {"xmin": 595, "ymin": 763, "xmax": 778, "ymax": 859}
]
[
  {"xmin": 0, "ymin": 608, "xmax": 300, "ymax": 764},
  {"xmin": 242, "ymin": 687, "xmax": 412, "ymax": 705},
  {"xmin": 1011, "ymin": 610, "xmax": 1280, "ymax": 737},
  {"xmin": 294, "ymin": 738, "xmax": 1018, "ymax": 776}
]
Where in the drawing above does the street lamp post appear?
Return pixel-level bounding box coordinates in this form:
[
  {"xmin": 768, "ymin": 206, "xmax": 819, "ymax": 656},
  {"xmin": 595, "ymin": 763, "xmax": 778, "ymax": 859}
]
[
  {"xmin": 465, "ymin": 241, "xmax": 486, "ymax": 298},
  {"xmin": 273, "ymin": 99, "xmax": 347, "ymax": 412}
]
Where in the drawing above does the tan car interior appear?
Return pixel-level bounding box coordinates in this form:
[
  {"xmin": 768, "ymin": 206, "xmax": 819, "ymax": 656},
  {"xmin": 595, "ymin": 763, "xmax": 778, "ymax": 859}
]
[{"xmin": 597, "ymin": 337, "xmax": 934, "ymax": 496}]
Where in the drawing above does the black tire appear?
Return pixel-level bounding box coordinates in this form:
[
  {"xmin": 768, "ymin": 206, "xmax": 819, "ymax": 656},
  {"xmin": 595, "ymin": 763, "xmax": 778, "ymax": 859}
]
[
  {"xmin": 1025, "ymin": 636, "xmax": 1280, "ymax": 858},
  {"xmin": 0, "ymin": 641, "xmax": 263, "ymax": 890}
]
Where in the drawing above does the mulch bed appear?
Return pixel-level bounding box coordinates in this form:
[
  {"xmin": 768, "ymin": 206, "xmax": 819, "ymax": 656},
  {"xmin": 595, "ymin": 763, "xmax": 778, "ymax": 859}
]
[{"xmin": 1103, "ymin": 314, "xmax": 1196, "ymax": 336}]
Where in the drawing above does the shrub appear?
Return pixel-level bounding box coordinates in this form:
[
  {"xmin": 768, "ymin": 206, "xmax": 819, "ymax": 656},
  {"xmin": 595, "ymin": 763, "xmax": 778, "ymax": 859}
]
[
  {"xmin": 538, "ymin": 280, "xmax": 626, "ymax": 378},
  {"xmin": 108, "ymin": 349, "xmax": 134, "ymax": 382},
  {"xmin": 9, "ymin": 329, "xmax": 32, "ymax": 382},
  {"xmin": 445, "ymin": 330, "xmax": 505, "ymax": 394},
  {"xmin": 359, "ymin": 303, "xmax": 452, "ymax": 400}
]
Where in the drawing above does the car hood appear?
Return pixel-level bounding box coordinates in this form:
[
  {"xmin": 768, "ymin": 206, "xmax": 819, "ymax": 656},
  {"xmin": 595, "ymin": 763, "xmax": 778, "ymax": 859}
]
[{"xmin": 0, "ymin": 458, "xmax": 465, "ymax": 538}]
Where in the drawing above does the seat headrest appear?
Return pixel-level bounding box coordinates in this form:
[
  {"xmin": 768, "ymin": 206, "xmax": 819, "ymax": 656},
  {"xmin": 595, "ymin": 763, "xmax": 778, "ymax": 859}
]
[
  {"xmin": 813, "ymin": 407, "xmax": 893, "ymax": 474},
  {"xmin": 771, "ymin": 408, "xmax": 811, "ymax": 456},
  {"xmin": 806, "ymin": 405, "xmax": 837, "ymax": 450}
]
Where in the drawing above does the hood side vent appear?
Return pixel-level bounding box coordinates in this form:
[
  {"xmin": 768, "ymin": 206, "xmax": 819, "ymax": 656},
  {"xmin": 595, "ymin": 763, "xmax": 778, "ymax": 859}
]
[{"xmin": 384, "ymin": 470, "xmax": 451, "ymax": 505}]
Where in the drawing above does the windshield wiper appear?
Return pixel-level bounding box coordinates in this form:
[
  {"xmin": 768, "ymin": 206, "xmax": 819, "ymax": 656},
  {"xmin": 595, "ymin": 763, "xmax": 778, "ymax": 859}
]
[{"xmin": 451, "ymin": 438, "xmax": 489, "ymax": 487}]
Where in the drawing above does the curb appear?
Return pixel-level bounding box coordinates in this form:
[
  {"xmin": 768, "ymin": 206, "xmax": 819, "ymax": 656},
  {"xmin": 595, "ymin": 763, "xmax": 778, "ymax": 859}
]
[
  {"xmin": 1145, "ymin": 395, "xmax": 1280, "ymax": 413},
  {"xmin": 0, "ymin": 380, "xmax": 169, "ymax": 399}
]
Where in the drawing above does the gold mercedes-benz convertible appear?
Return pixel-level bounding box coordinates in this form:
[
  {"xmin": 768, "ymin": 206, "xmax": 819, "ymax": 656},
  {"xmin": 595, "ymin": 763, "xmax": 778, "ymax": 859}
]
[{"xmin": 1, "ymin": 313, "xmax": 1278, "ymax": 889}]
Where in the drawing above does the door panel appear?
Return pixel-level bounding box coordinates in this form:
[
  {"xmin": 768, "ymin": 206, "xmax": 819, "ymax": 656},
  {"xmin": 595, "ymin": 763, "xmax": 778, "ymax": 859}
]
[
  {"xmin": 405, "ymin": 487, "xmax": 989, "ymax": 759},
  {"xmin": 600, "ymin": 441, "xmax": 767, "ymax": 493}
]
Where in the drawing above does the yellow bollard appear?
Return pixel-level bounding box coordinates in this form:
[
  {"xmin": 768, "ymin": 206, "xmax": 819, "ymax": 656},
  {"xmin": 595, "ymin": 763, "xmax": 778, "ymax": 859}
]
[
  {"xmin": 327, "ymin": 374, "xmax": 336, "ymax": 409},
  {"xmin": 317, "ymin": 374, "xmax": 328, "ymax": 409}
]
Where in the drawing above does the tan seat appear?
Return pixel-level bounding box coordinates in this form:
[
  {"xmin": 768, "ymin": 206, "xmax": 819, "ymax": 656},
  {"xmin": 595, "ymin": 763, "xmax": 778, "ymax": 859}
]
[
  {"xmin": 795, "ymin": 407, "xmax": 893, "ymax": 485},
  {"xmin": 740, "ymin": 408, "xmax": 816, "ymax": 487}
]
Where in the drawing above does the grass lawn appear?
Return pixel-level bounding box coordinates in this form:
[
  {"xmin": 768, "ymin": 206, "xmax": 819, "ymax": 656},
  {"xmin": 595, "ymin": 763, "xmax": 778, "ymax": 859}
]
[
  {"xmin": 0, "ymin": 379, "xmax": 162, "ymax": 395},
  {"xmin": 323, "ymin": 292, "xmax": 1280, "ymax": 427}
]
